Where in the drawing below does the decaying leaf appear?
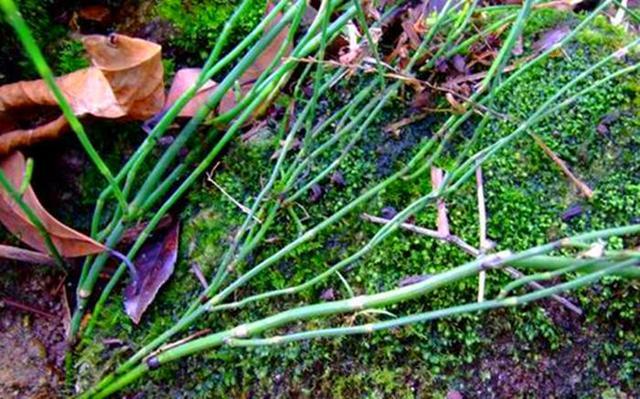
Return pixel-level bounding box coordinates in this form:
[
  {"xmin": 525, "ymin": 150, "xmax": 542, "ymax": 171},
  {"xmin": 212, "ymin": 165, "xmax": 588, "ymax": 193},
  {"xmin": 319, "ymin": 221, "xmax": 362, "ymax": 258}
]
[
  {"xmin": 124, "ymin": 223, "xmax": 179, "ymax": 324},
  {"xmin": 0, "ymin": 151, "xmax": 105, "ymax": 257},
  {"xmin": 163, "ymin": 68, "xmax": 222, "ymax": 118},
  {"xmin": 0, "ymin": 244, "xmax": 55, "ymax": 265},
  {"xmin": 532, "ymin": 25, "xmax": 570, "ymax": 53},
  {"xmin": 163, "ymin": 3, "xmax": 291, "ymax": 119},
  {"xmin": 0, "ymin": 34, "xmax": 164, "ymax": 153}
]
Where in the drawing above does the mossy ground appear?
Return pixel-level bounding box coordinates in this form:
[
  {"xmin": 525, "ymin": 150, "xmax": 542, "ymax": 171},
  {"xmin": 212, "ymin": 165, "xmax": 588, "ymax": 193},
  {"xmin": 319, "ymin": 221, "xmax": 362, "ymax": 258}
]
[
  {"xmin": 1, "ymin": 2, "xmax": 639, "ymax": 397},
  {"xmin": 67, "ymin": 8, "xmax": 640, "ymax": 398}
]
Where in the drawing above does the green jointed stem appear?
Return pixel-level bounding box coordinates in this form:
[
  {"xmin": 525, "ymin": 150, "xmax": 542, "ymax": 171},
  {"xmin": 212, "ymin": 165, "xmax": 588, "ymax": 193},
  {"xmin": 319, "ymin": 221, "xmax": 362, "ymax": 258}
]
[
  {"xmin": 498, "ymin": 258, "xmax": 603, "ymax": 298},
  {"xmin": 226, "ymin": 258, "xmax": 639, "ymax": 347},
  {"xmin": 0, "ymin": 0, "xmax": 128, "ymax": 212},
  {"xmin": 91, "ymin": 228, "xmax": 640, "ymax": 396},
  {"xmin": 73, "ymin": 0, "xmax": 306, "ymax": 337},
  {"xmin": 96, "ymin": 1, "xmax": 529, "ymax": 375}
]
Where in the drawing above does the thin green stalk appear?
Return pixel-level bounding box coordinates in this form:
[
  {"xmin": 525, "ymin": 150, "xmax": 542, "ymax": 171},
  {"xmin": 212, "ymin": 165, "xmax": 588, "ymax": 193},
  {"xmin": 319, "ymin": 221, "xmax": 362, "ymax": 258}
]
[
  {"xmin": 498, "ymin": 258, "xmax": 605, "ymax": 298},
  {"xmin": 90, "ymin": 227, "xmax": 640, "ymax": 397},
  {"xmin": 352, "ymin": 0, "xmax": 386, "ymax": 87},
  {"xmin": 227, "ymin": 258, "xmax": 638, "ymax": 346},
  {"xmin": 80, "ymin": 2, "xmax": 360, "ymax": 337},
  {"xmin": 87, "ymin": 0, "xmax": 288, "ymax": 240},
  {"xmin": 423, "ymin": 0, "xmax": 481, "ymax": 70},
  {"xmin": 509, "ymin": 255, "xmax": 640, "ymax": 279},
  {"xmin": 285, "ymin": 83, "xmax": 398, "ymax": 203}
]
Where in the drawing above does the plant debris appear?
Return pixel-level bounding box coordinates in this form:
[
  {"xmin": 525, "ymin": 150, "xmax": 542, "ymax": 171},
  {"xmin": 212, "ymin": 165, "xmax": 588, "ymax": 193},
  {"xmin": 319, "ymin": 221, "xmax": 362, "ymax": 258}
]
[
  {"xmin": 0, "ymin": 151, "xmax": 105, "ymax": 257},
  {"xmin": 124, "ymin": 223, "xmax": 179, "ymax": 324},
  {"xmin": 0, "ymin": 34, "xmax": 164, "ymax": 154}
]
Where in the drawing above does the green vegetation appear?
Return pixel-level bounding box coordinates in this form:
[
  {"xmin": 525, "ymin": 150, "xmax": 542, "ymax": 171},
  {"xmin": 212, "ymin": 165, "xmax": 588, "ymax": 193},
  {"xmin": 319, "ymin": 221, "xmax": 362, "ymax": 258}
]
[
  {"xmin": 156, "ymin": 0, "xmax": 267, "ymax": 62},
  {"xmin": 1, "ymin": 0, "xmax": 639, "ymax": 396},
  {"xmin": 0, "ymin": 0, "xmax": 67, "ymax": 82},
  {"xmin": 73, "ymin": 8, "xmax": 640, "ymax": 396}
]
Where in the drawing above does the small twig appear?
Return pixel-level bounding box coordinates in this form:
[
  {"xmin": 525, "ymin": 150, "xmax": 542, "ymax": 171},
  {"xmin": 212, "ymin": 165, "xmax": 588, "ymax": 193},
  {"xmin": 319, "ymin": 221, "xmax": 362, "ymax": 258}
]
[
  {"xmin": 383, "ymin": 111, "xmax": 432, "ymax": 134},
  {"xmin": 1, "ymin": 297, "xmax": 56, "ymax": 319},
  {"xmin": 476, "ymin": 166, "xmax": 488, "ymax": 302},
  {"xmin": 430, "ymin": 167, "xmax": 450, "ymax": 236},
  {"xmin": 191, "ymin": 263, "xmax": 209, "ymax": 289},
  {"xmin": 502, "ymin": 266, "xmax": 584, "ymax": 315},
  {"xmin": 530, "ymin": 133, "xmax": 594, "ymax": 199},
  {"xmin": 207, "ymin": 163, "xmax": 262, "ymax": 223},
  {"xmin": 147, "ymin": 328, "xmax": 213, "ymax": 360},
  {"xmin": 361, "ymin": 213, "xmax": 583, "ymax": 315}
]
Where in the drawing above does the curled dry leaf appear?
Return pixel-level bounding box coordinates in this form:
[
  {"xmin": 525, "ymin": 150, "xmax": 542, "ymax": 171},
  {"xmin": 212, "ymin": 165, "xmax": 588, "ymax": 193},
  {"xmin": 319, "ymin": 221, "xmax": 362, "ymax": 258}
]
[
  {"xmin": 0, "ymin": 34, "xmax": 164, "ymax": 154},
  {"xmin": 124, "ymin": 223, "xmax": 179, "ymax": 324},
  {"xmin": 0, "ymin": 151, "xmax": 105, "ymax": 257}
]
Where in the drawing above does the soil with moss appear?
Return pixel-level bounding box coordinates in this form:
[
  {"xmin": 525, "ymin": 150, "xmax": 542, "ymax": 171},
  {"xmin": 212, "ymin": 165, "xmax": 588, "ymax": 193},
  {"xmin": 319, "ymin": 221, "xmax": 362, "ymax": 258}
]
[{"xmin": 1, "ymin": 2, "xmax": 640, "ymax": 398}]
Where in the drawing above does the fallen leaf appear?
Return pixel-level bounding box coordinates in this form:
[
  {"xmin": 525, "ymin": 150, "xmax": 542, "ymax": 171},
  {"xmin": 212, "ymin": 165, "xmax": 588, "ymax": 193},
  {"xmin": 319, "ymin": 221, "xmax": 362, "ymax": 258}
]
[
  {"xmin": 77, "ymin": 5, "xmax": 111, "ymax": 24},
  {"xmin": 535, "ymin": 0, "xmax": 580, "ymax": 11},
  {"xmin": 512, "ymin": 34, "xmax": 524, "ymax": 56},
  {"xmin": 0, "ymin": 34, "xmax": 164, "ymax": 153},
  {"xmin": 0, "ymin": 244, "xmax": 55, "ymax": 265},
  {"xmin": 451, "ymin": 54, "xmax": 467, "ymax": 74},
  {"xmin": 163, "ymin": 68, "xmax": 220, "ymax": 117},
  {"xmin": 531, "ymin": 133, "xmax": 593, "ymax": 198},
  {"xmin": 163, "ymin": 2, "xmax": 291, "ymax": 119},
  {"xmin": 0, "ymin": 151, "xmax": 105, "ymax": 256},
  {"xmin": 124, "ymin": 223, "xmax": 179, "ymax": 324},
  {"xmin": 532, "ymin": 25, "xmax": 570, "ymax": 53}
]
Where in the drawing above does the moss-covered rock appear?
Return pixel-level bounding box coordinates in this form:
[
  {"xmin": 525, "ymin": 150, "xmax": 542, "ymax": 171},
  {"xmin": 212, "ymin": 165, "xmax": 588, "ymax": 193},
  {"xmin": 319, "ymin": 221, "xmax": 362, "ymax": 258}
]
[{"xmin": 72, "ymin": 8, "xmax": 640, "ymax": 398}]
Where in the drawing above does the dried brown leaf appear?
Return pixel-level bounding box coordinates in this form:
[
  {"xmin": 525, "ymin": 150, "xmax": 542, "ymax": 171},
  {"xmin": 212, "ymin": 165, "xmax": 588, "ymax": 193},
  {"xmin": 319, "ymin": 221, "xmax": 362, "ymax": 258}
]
[
  {"xmin": 0, "ymin": 244, "xmax": 54, "ymax": 265},
  {"xmin": 0, "ymin": 151, "xmax": 105, "ymax": 257},
  {"xmin": 0, "ymin": 34, "xmax": 164, "ymax": 153},
  {"xmin": 163, "ymin": 3, "xmax": 291, "ymax": 119},
  {"xmin": 532, "ymin": 25, "xmax": 570, "ymax": 53}
]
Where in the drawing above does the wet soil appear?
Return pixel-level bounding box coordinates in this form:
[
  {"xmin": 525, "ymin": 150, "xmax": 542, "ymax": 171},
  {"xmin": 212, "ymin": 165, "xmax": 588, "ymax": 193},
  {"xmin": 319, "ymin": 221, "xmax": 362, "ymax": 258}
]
[{"xmin": 0, "ymin": 265, "xmax": 68, "ymax": 399}]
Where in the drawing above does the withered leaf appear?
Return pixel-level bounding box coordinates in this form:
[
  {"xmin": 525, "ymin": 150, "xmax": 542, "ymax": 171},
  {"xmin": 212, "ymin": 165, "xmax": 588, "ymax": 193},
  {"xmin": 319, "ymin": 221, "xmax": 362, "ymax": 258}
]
[
  {"xmin": 430, "ymin": 167, "xmax": 450, "ymax": 236},
  {"xmin": 124, "ymin": 223, "xmax": 179, "ymax": 324},
  {"xmin": 0, "ymin": 151, "xmax": 105, "ymax": 257},
  {"xmin": 164, "ymin": 68, "xmax": 221, "ymax": 118},
  {"xmin": 163, "ymin": 3, "xmax": 291, "ymax": 119},
  {"xmin": 532, "ymin": 25, "xmax": 570, "ymax": 53},
  {"xmin": 0, "ymin": 34, "xmax": 164, "ymax": 153}
]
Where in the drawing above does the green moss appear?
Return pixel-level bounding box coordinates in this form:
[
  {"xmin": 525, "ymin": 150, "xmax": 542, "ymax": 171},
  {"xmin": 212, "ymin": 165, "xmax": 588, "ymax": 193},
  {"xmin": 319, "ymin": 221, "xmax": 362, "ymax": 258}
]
[
  {"xmin": 575, "ymin": 14, "xmax": 628, "ymax": 49},
  {"xmin": 0, "ymin": 0, "xmax": 67, "ymax": 82},
  {"xmin": 156, "ymin": 0, "xmax": 266, "ymax": 62},
  {"xmin": 53, "ymin": 39, "xmax": 90, "ymax": 75}
]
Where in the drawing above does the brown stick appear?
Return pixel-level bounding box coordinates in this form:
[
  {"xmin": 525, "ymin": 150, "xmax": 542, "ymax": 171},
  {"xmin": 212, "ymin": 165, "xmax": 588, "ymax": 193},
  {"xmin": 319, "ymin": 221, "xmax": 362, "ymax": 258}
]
[
  {"xmin": 476, "ymin": 167, "xmax": 488, "ymax": 302},
  {"xmin": 1, "ymin": 297, "xmax": 56, "ymax": 318},
  {"xmin": 430, "ymin": 167, "xmax": 450, "ymax": 237},
  {"xmin": 531, "ymin": 133, "xmax": 593, "ymax": 199}
]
